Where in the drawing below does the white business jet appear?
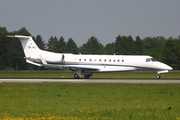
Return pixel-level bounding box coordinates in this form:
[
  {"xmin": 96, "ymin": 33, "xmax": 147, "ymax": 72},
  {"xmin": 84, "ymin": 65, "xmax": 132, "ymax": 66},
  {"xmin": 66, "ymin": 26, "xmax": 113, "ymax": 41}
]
[{"xmin": 8, "ymin": 35, "xmax": 172, "ymax": 79}]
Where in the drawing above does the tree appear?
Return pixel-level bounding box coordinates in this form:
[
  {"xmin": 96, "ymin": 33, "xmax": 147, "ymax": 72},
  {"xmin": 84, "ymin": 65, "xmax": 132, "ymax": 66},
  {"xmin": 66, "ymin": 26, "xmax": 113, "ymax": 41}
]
[
  {"xmin": 161, "ymin": 37, "xmax": 180, "ymax": 70},
  {"xmin": 143, "ymin": 36, "xmax": 165, "ymax": 61},
  {"xmin": 104, "ymin": 42, "xmax": 115, "ymax": 55},
  {"xmin": 34, "ymin": 35, "xmax": 46, "ymax": 50},
  {"xmin": 1, "ymin": 26, "xmax": 180, "ymax": 70},
  {"xmin": 8, "ymin": 27, "xmax": 31, "ymax": 70},
  {"xmin": 114, "ymin": 35, "xmax": 121, "ymax": 55},
  {"xmin": 134, "ymin": 36, "xmax": 144, "ymax": 55},
  {"xmin": 47, "ymin": 36, "xmax": 67, "ymax": 53},
  {"xmin": 0, "ymin": 27, "xmax": 9, "ymax": 69},
  {"xmin": 57, "ymin": 36, "xmax": 66, "ymax": 53},
  {"xmin": 79, "ymin": 43, "xmax": 88, "ymax": 54},
  {"xmin": 12, "ymin": 27, "xmax": 31, "ymax": 70},
  {"xmin": 15, "ymin": 27, "xmax": 31, "ymax": 36},
  {"xmin": 126, "ymin": 35, "xmax": 136, "ymax": 54},
  {"xmin": 9, "ymin": 38, "xmax": 26, "ymax": 70},
  {"xmin": 177, "ymin": 38, "xmax": 180, "ymax": 69},
  {"xmin": 115, "ymin": 35, "xmax": 136, "ymax": 55},
  {"xmin": 47, "ymin": 36, "xmax": 58, "ymax": 52},
  {"xmin": 66, "ymin": 38, "xmax": 79, "ymax": 54},
  {"xmin": 79, "ymin": 36, "xmax": 104, "ymax": 54}
]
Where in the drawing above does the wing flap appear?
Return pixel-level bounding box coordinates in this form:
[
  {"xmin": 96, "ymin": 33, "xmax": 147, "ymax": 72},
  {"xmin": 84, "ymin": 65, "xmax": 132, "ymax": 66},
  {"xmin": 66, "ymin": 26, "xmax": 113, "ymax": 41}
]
[
  {"xmin": 67, "ymin": 65, "xmax": 99, "ymax": 71},
  {"xmin": 41, "ymin": 64, "xmax": 99, "ymax": 71}
]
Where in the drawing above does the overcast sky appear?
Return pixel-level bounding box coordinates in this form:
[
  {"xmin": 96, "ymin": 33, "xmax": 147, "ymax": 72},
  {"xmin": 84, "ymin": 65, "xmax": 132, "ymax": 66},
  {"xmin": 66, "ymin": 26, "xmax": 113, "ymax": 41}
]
[{"xmin": 1, "ymin": 0, "xmax": 180, "ymax": 46}]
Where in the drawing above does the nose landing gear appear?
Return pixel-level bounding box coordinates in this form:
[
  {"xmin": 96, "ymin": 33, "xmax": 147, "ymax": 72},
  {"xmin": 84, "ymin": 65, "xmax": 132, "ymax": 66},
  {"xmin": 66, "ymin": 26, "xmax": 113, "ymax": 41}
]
[{"xmin": 156, "ymin": 74, "xmax": 161, "ymax": 79}]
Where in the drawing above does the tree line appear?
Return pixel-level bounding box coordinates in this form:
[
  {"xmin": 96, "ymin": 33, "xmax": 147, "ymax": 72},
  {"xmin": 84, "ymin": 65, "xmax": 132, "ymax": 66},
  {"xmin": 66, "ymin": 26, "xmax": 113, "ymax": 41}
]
[{"xmin": 0, "ymin": 27, "xmax": 179, "ymax": 70}]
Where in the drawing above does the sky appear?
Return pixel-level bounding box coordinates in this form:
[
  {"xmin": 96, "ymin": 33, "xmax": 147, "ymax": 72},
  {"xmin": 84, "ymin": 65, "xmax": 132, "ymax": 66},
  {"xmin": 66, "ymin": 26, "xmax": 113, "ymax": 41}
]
[{"xmin": 1, "ymin": 0, "xmax": 180, "ymax": 46}]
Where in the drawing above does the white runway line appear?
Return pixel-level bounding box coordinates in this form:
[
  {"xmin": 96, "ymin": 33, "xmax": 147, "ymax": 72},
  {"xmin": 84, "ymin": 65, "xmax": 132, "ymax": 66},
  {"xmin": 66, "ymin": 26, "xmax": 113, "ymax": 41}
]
[{"xmin": 0, "ymin": 79, "xmax": 180, "ymax": 83}]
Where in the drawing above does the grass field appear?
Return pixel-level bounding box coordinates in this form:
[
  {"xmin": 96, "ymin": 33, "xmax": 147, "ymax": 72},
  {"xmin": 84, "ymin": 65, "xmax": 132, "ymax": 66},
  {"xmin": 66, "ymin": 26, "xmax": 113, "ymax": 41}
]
[
  {"xmin": 0, "ymin": 70, "xmax": 180, "ymax": 79},
  {"xmin": 0, "ymin": 70, "xmax": 180, "ymax": 119},
  {"xmin": 0, "ymin": 83, "xmax": 180, "ymax": 120}
]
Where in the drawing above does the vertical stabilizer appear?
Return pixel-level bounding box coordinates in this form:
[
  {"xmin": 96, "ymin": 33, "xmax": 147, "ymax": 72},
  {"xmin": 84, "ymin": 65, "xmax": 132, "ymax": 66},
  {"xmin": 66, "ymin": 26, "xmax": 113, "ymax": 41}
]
[{"xmin": 9, "ymin": 35, "xmax": 41, "ymax": 58}]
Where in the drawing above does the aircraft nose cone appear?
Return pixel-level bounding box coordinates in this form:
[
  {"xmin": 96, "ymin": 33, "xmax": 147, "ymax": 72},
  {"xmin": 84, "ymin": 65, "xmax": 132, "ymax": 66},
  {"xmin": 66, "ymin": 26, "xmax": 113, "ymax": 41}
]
[
  {"xmin": 163, "ymin": 63, "xmax": 173, "ymax": 70},
  {"xmin": 167, "ymin": 65, "xmax": 173, "ymax": 70},
  {"xmin": 155, "ymin": 62, "xmax": 173, "ymax": 70}
]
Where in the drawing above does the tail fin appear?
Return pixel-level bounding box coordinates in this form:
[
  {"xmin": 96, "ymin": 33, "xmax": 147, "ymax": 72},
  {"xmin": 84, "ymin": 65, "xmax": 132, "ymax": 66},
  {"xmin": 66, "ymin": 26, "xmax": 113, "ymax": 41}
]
[{"xmin": 8, "ymin": 35, "xmax": 41, "ymax": 58}]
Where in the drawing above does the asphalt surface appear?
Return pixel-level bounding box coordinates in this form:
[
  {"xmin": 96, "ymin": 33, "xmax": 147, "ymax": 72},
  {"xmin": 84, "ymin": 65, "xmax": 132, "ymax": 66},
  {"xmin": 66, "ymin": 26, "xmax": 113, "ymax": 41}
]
[{"xmin": 0, "ymin": 78, "xmax": 180, "ymax": 83}]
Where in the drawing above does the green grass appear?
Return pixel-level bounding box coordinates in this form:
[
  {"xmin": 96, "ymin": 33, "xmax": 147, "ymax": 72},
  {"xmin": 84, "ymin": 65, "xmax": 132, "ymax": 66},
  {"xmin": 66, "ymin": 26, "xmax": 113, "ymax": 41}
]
[
  {"xmin": 0, "ymin": 70, "xmax": 180, "ymax": 78},
  {"xmin": 0, "ymin": 83, "xmax": 180, "ymax": 119}
]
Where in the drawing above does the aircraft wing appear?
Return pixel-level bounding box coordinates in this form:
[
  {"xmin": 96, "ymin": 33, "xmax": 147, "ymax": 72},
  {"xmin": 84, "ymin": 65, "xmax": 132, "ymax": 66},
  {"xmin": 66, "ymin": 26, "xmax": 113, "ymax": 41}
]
[
  {"xmin": 42, "ymin": 64, "xmax": 100, "ymax": 71},
  {"xmin": 67, "ymin": 65, "xmax": 100, "ymax": 71}
]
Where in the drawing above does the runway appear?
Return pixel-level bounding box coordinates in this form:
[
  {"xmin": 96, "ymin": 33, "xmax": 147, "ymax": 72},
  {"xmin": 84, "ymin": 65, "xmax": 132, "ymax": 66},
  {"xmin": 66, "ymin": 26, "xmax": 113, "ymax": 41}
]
[{"xmin": 0, "ymin": 79, "xmax": 180, "ymax": 83}]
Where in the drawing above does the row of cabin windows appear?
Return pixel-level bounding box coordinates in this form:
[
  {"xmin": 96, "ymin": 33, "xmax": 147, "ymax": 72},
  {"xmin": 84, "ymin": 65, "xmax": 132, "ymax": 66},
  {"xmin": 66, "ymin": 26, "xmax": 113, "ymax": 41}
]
[{"xmin": 78, "ymin": 58, "xmax": 124, "ymax": 62}]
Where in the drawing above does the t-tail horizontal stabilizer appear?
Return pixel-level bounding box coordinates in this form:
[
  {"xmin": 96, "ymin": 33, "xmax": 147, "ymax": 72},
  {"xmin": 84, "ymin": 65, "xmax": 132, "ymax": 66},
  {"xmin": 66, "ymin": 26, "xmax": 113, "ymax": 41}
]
[
  {"xmin": 24, "ymin": 57, "xmax": 42, "ymax": 63},
  {"xmin": 26, "ymin": 60, "xmax": 42, "ymax": 67}
]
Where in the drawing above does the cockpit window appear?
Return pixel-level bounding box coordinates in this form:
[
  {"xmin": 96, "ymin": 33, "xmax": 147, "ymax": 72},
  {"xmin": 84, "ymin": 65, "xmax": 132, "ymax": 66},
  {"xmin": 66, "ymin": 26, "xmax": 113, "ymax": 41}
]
[
  {"xmin": 150, "ymin": 58, "xmax": 157, "ymax": 61},
  {"xmin": 146, "ymin": 58, "xmax": 151, "ymax": 62},
  {"xmin": 146, "ymin": 58, "xmax": 157, "ymax": 62}
]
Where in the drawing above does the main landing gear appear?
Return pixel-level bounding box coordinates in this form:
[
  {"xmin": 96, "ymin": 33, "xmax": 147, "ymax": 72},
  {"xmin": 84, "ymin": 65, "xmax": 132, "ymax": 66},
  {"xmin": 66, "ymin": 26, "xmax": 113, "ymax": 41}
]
[
  {"xmin": 74, "ymin": 73, "xmax": 92, "ymax": 79},
  {"xmin": 74, "ymin": 68, "xmax": 92, "ymax": 79},
  {"xmin": 84, "ymin": 74, "xmax": 90, "ymax": 79},
  {"xmin": 74, "ymin": 74, "xmax": 80, "ymax": 79}
]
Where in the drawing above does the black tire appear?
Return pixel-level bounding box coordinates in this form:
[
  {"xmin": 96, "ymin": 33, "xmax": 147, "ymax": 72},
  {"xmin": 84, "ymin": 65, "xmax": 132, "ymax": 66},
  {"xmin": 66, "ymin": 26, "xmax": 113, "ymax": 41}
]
[
  {"xmin": 84, "ymin": 74, "xmax": 90, "ymax": 79},
  {"xmin": 156, "ymin": 75, "xmax": 161, "ymax": 79},
  {"xmin": 74, "ymin": 74, "xmax": 80, "ymax": 79}
]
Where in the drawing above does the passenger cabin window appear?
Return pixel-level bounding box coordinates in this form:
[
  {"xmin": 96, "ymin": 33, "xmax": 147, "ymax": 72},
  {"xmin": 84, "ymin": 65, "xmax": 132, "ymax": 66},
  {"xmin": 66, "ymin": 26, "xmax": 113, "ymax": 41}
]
[
  {"xmin": 99, "ymin": 59, "xmax": 101, "ymax": 62},
  {"xmin": 104, "ymin": 59, "xmax": 106, "ymax": 62},
  {"xmin": 84, "ymin": 59, "xmax": 86, "ymax": 61},
  {"xmin": 113, "ymin": 60, "xmax": 115, "ymax": 62}
]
